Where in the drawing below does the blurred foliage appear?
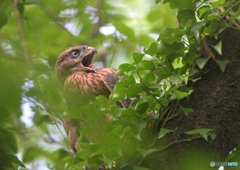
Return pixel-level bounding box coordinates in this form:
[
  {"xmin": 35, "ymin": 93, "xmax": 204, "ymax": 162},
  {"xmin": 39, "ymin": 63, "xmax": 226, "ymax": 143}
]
[{"xmin": 0, "ymin": 0, "xmax": 239, "ymax": 169}]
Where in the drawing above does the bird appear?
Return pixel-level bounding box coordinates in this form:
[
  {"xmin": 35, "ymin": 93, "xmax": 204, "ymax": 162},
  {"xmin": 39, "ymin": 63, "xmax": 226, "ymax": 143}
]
[{"xmin": 55, "ymin": 45, "xmax": 131, "ymax": 153}]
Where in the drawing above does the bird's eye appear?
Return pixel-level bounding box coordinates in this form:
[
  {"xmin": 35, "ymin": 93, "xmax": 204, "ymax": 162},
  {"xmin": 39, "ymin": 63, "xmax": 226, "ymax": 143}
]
[{"xmin": 71, "ymin": 51, "xmax": 79, "ymax": 57}]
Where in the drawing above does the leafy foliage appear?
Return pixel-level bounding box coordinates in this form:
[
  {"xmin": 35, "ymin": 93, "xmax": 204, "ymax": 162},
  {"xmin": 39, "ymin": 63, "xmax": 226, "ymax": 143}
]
[{"xmin": 0, "ymin": 0, "xmax": 239, "ymax": 169}]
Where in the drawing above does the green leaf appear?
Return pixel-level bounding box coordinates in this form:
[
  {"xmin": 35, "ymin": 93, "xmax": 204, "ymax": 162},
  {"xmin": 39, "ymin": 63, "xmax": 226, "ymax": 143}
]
[
  {"xmin": 210, "ymin": 0, "xmax": 225, "ymax": 8},
  {"xmin": 133, "ymin": 53, "xmax": 144, "ymax": 63},
  {"xmin": 94, "ymin": 95, "xmax": 108, "ymax": 108},
  {"xmin": 185, "ymin": 129, "xmax": 213, "ymax": 141},
  {"xmin": 216, "ymin": 59, "xmax": 229, "ymax": 72},
  {"xmin": 132, "ymin": 120, "xmax": 147, "ymax": 132},
  {"xmin": 207, "ymin": 13, "xmax": 221, "ymax": 21},
  {"xmin": 190, "ymin": 21, "xmax": 206, "ymax": 37},
  {"xmin": 135, "ymin": 100, "xmax": 149, "ymax": 114},
  {"xmin": 158, "ymin": 128, "xmax": 174, "ymax": 139},
  {"xmin": 170, "ymin": 74, "xmax": 179, "ymax": 85},
  {"xmin": 197, "ymin": 6, "xmax": 211, "ymax": 20},
  {"xmin": 212, "ymin": 40, "xmax": 222, "ymax": 55},
  {"xmin": 158, "ymin": 28, "xmax": 185, "ymax": 43},
  {"xmin": 0, "ymin": 127, "xmax": 17, "ymax": 153},
  {"xmin": 113, "ymin": 22, "xmax": 135, "ymax": 40},
  {"xmin": 158, "ymin": 42, "xmax": 185, "ymax": 56},
  {"xmin": 33, "ymin": 114, "xmax": 53, "ymax": 126},
  {"xmin": 147, "ymin": 95, "xmax": 157, "ymax": 108},
  {"xmin": 63, "ymin": 106, "xmax": 83, "ymax": 119},
  {"xmin": 144, "ymin": 42, "xmax": 158, "ymax": 56},
  {"xmin": 164, "ymin": 0, "xmax": 196, "ymax": 10},
  {"xmin": 23, "ymin": 147, "xmax": 45, "ymax": 163},
  {"xmin": 172, "ymin": 57, "xmax": 184, "ymax": 69},
  {"xmin": 173, "ymin": 89, "xmax": 193, "ymax": 99},
  {"xmin": 155, "ymin": 0, "xmax": 161, "ymax": 4},
  {"xmin": 138, "ymin": 148, "xmax": 158, "ymax": 158},
  {"xmin": 6, "ymin": 154, "xmax": 26, "ymax": 168},
  {"xmin": 142, "ymin": 71, "xmax": 155, "ymax": 84},
  {"xmin": 196, "ymin": 57, "xmax": 210, "ymax": 69},
  {"xmin": 181, "ymin": 107, "xmax": 194, "ymax": 116},
  {"xmin": 189, "ymin": 68, "xmax": 198, "ymax": 77},
  {"xmin": 177, "ymin": 9, "xmax": 195, "ymax": 26},
  {"xmin": 210, "ymin": 133, "xmax": 216, "ymax": 140},
  {"xmin": 116, "ymin": 63, "xmax": 135, "ymax": 77},
  {"xmin": 134, "ymin": 166, "xmax": 152, "ymax": 170},
  {"xmin": 127, "ymin": 84, "xmax": 142, "ymax": 98},
  {"xmin": 138, "ymin": 60, "xmax": 155, "ymax": 70},
  {"xmin": 110, "ymin": 88, "xmax": 127, "ymax": 103}
]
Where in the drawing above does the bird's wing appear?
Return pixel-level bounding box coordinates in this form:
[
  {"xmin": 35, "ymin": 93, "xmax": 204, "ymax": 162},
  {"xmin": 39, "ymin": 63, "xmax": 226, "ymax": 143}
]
[{"xmin": 96, "ymin": 68, "xmax": 132, "ymax": 108}]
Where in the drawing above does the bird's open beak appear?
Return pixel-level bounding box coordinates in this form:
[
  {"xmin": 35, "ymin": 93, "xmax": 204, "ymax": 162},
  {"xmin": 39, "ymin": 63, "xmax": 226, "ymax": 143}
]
[
  {"xmin": 81, "ymin": 47, "xmax": 97, "ymax": 68},
  {"xmin": 78, "ymin": 47, "xmax": 97, "ymax": 73}
]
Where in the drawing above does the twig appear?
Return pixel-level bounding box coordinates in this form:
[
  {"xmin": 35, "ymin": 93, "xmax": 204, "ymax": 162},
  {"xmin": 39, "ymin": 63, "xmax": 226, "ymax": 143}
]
[
  {"xmin": 91, "ymin": 0, "xmax": 103, "ymax": 38},
  {"xmin": 38, "ymin": 2, "xmax": 77, "ymax": 37},
  {"xmin": 232, "ymin": 20, "xmax": 240, "ymax": 29},
  {"xmin": 137, "ymin": 135, "xmax": 202, "ymax": 166},
  {"xmin": 13, "ymin": 0, "xmax": 71, "ymax": 152},
  {"xmin": 13, "ymin": 0, "xmax": 33, "ymax": 70}
]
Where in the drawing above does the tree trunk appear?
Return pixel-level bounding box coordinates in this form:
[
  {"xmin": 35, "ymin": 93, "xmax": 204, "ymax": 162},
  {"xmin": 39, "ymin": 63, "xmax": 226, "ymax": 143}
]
[{"xmin": 142, "ymin": 28, "xmax": 240, "ymax": 170}]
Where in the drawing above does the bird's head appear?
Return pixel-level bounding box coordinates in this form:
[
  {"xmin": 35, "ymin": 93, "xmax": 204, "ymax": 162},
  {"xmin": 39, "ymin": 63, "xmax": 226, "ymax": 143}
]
[{"xmin": 55, "ymin": 45, "xmax": 97, "ymax": 83}]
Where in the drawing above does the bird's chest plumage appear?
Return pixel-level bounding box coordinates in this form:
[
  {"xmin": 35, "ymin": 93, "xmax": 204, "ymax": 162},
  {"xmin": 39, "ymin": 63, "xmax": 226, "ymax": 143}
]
[{"xmin": 63, "ymin": 71, "xmax": 109, "ymax": 106}]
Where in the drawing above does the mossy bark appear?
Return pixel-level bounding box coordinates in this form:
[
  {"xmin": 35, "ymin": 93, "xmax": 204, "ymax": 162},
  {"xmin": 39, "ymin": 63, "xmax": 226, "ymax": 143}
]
[{"xmin": 142, "ymin": 28, "xmax": 240, "ymax": 170}]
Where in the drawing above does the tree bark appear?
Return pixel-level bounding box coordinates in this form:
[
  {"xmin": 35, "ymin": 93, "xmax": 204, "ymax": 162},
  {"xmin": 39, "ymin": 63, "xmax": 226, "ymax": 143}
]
[{"xmin": 142, "ymin": 28, "xmax": 240, "ymax": 169}]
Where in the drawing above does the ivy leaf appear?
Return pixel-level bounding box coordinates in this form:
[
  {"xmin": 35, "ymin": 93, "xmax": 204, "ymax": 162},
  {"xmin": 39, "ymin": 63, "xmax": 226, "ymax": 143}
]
[
  {"xmin": 196, "ymin": 57, "xmax": 210, "ymax": 69},
  {"xmin": 173, "ymin": 89, "xmax": 193, "ymax": 99},
  {"xmin": 138, "ymin": 148, "xmax": 158, "ymax": 158},
  {"xmin": 132, "ymin": 120, "xmax": 147, "ymax": 133},
  {"xmin": 216, "ymin": 59, "xmax": 229, "ymax": 72},
  {"xmin": 135, "ymin": 100, "xmax": 149, "ymax": 114},
  {"xmin": 212, "ymin": 40, "xmax": 222, "ymax": 55},
  {"xmin": 170, "ymin": 74, "xmax": 179, "ymax": 85},
  {"xmin": 190, "ymin": 21, "xmax": 206, "ymax": 38},
  {"xmin": 158, "ymin": 128, "xmax": 174, "ymax": 139},
  {"xmin": 177, "ymin": 9, "xmax": 195, "ymax": 26},
  {"xmin": 210, "ymin": 133, "xmax": 216, "ymax": 140},
  {"xmin": 181, "ymin": 107, "xmax": 194, "ymax": 116},
  {"xmin": 185, "ymin": 129, "xmax": 213, "ymax": 141},
  {"xmin": 197, "ymin": 6, "xmax": 211, "ymax": 20},
  {"xmin": 189, "ymin": 68, "xmax": 198, "ymax": 77}
]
